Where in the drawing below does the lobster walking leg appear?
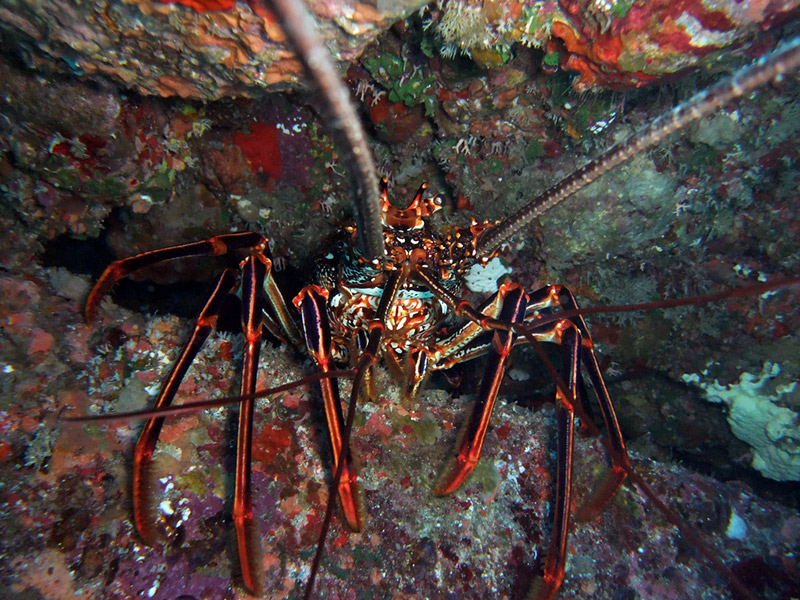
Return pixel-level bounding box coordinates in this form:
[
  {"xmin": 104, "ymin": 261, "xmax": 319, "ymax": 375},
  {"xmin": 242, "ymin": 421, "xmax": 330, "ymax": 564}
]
[
  {"xmin": 523, "ymin": 286, "xmax": 629, "ymax": 518},
  {"xmin": 294, "ymin": 285, "xmax": 366, "ymax": 532},
  {"xmin": 84, "ymin": 232, "xmax": 307, "ymax": 594},
  {"xmin": 433, "ymin": 283, "xmax": 528, "ymax": 495},
  {"xmin": 233, "ymin": 254, "xmax": 268, "ymax": 595},
  {"xmin": 417, "ymin": 268, "xmax": 634, "ymax": 597},
  {"xmin": 515, "ymin": 286, "xmax": 761, "ymax": 600},
  {"xmin": 401, "ymin": 288, "xmax": 517, "ymax": 398},
  {"xmin": 303, "ymin": 269, "xmax": 408, "ymax": 599},
  {"xmin": 131, "ymin": 269, "xmax": 237, "ymax": 544},
  {"xmin": 528, "ymin": 324, "xmax": 580, "ymax": 600},
  {"xmin": 85, "ymin": 232, "xmax": 269, "ymax": 321}
]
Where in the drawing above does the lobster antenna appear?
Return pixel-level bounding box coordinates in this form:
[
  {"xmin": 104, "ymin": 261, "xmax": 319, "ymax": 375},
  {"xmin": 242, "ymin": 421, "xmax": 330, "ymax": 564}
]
[
  {"xmin": 269, "ymin": 0, "xmax": 385, "ymax": 261},
  {"xmin": 63, "ymin": 370, "xmax": 356, "ymax": 423},
  {"xmin": 477, "ymin": 35, "xmax": 800, "ymax": 256}
]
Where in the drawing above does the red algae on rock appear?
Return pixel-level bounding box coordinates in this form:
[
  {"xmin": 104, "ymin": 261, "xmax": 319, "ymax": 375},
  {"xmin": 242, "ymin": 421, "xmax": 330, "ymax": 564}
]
[
  {"xmin": 158, "ymin": 0, "xmax": 237, "ymax": 12},
  {"xmin": 234, "ymin": 122, "xmax": 283, "ymax": 183},
  {"xmin": 435, "ymin": 0, "xmax": 798, "ymax": 89}
]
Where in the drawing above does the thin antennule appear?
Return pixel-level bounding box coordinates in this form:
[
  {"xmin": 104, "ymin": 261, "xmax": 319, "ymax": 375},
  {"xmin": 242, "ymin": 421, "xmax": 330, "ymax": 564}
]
[
  {"xmin": 268, "ymin": 0, "xmax": 384, "ymax": 261},
  {"xmin": 476, "ymin": 36, "xmax": 800, "ymax": 256}
]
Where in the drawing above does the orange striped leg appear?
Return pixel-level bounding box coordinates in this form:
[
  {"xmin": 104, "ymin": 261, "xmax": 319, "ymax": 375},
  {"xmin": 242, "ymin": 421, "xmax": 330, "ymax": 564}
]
[
  {"xmin": 232, "ymin": 254, "xmax": 269, "ymax": 595},
  {"xmin": 231, "ymin": 254, "xmax": 275, "ymax": 594},
  {"xmin": 302, "ymin": 269, "xmax": 406, "ymax": 600},
  {"xmin": 433, "ymin": 283, "xmax": 528, "ymax": 495},
  {"xmin": 537, "ymin": 286, "xmax": 629, "ymax": 519},
  {"xmin": 527, "ymin": 323, "xmax": 580, "ymax": 600},
  {"xmin": 86, "ymin": 232, "xmax": 268, "ymax": 321},
  {"xmin": 132, "ymin": 269, "xmax": 237, "ymax": 544},
  {"xmin": 294, "ymin": 285, "xmax": 366, "ymax": 532}
]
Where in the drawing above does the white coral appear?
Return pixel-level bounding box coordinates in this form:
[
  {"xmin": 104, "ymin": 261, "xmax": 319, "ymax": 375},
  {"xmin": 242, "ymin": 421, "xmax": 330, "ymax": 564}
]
[
  {"xmin": 464, "ymin": 257, "xmax": 512, "ymax": 293},
  {"xmin": 683, "ymin": 362, "xmax": 800, "ymax": 481}
]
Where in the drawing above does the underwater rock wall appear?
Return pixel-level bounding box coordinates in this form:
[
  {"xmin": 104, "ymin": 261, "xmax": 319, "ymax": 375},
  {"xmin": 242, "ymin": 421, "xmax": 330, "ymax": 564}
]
[{"xmin": 1, "ymin": 1, "xmax": 799, "ymax": 599}]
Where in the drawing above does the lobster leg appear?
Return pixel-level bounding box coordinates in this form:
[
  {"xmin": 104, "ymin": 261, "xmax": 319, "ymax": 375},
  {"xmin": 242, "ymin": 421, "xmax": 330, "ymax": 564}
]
[
  {"xmin": 303, "ymin": 269, "xmax": 408, "ymax": 600},
  {"xmin": 520, "ymin": 286, "xmax": 629, "ymax": 518},
  {"xmin": 550, "ymin": 286, "xmax": 629, "ymax": 518},
  {"xmin": 528, "ymin": 323, "xmax": 581, "ymax": 600},
  {"xmin": 402, "ymin": 291, "xmax": 510, "ymax": 398},
  {"xmin": 426, "ymin": 277, "xmax": 629, "ymax": 514},
  {"xmin": 426, "ymin": 286, "xmax": 565, "ymax": 371},
  {"xmin": 418, "ymin": 270, "xmax": 631, "ymax": 597},
  {"xmin": 433, "ymin": 283, "xmax": 528, "ymax": 495},
  {"xmin": 232, "ymin": 254, "xmax": 270, "ymax": 595},
  {"xmin": 132, "ymin": 269, "xmax": 237, "ymax": 545},
  {"xmin": 262, "ymin": 261, "xmax": 302, "ymax": 347},
  {"xmin": 294, "ymin": 285, "xmax": 366, "ymax": 532},
  {"xmin": 86, "ymin": 231, "xmax": 269, "ymax": 321}
]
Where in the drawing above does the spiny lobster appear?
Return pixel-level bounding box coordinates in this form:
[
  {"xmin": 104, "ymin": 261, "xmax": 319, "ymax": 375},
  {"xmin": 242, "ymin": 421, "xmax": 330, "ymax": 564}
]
[{"xmin": 74, "ymin": 2, "xmax": 800, "ymax": 599}]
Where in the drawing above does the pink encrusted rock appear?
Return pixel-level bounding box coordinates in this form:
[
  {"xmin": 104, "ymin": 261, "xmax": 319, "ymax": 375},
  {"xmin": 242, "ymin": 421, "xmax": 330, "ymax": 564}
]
[
  {"xmin": 547, "ymin": 0, "xmax": 800, "ymax": 89},
  {"xmin": 0, "ymin": 0, "xmax": 429, "ymax": 100},
  {"xmin": 28, "ymin": 328, "xmax": 55, "ymax": 355},
  {"xmin": 436, "ymin": 0, "xmax": 799, "ymax": 89}
]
